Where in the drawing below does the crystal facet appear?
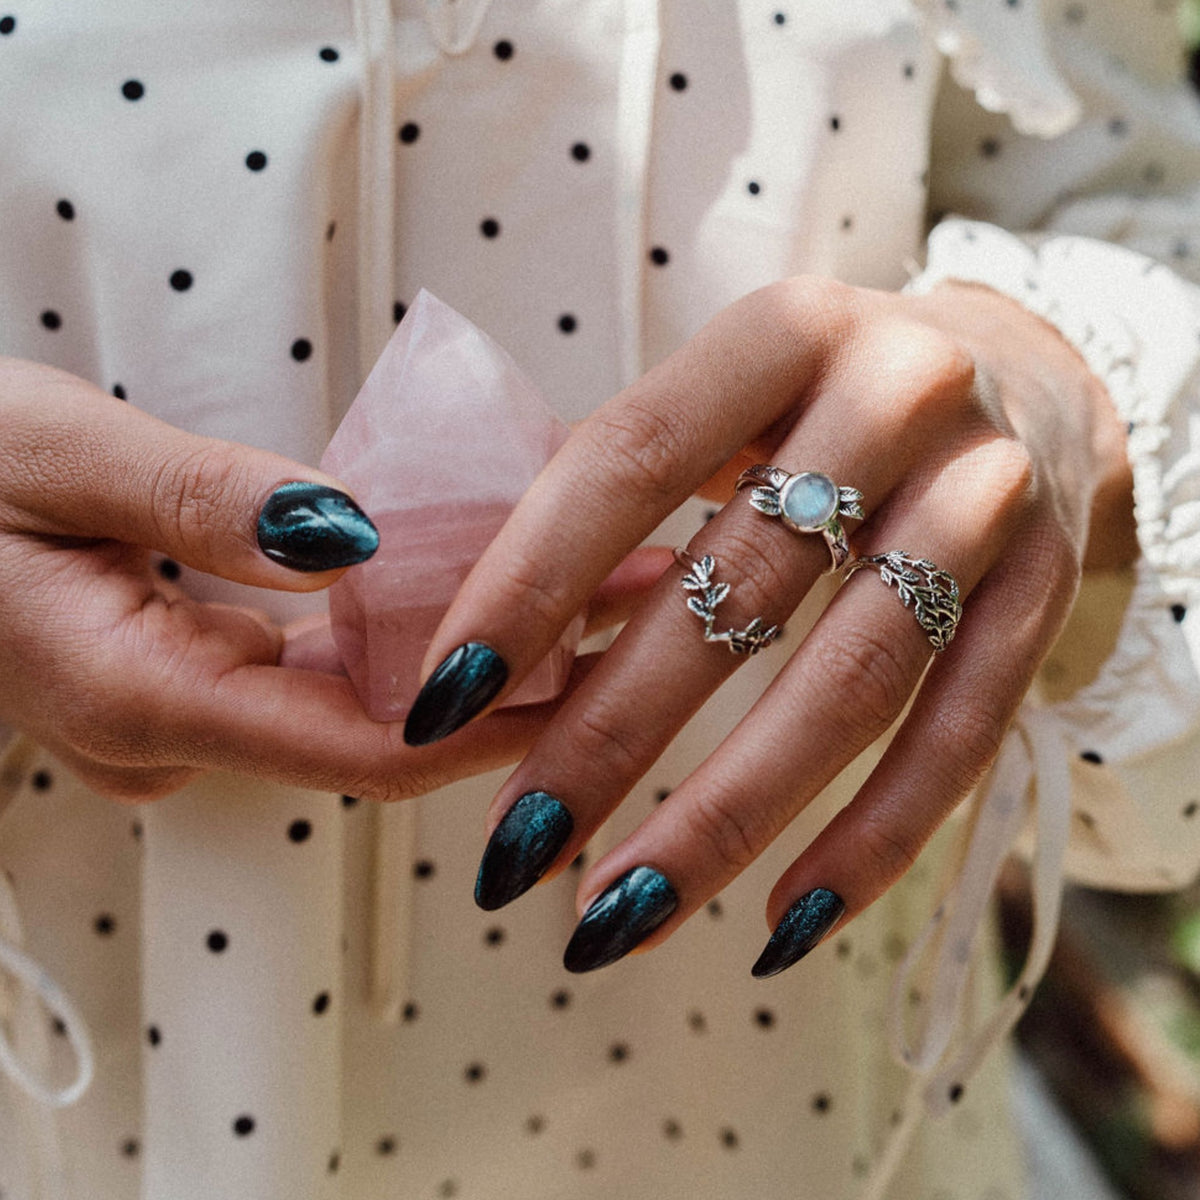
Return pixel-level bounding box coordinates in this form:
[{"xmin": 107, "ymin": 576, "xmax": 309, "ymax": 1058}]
[
  {"xmin": 319, "ymin": 290, "xmax": 582, "ymax": 721},
  {"xmin": 779, "ymin": 472, "xmax": 838, "ymax": 531}
]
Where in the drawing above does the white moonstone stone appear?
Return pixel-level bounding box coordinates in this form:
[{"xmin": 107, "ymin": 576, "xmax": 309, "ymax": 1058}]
[{"xmin": 780, "ymin": 472, "xmax": 837, "ymax": 530}]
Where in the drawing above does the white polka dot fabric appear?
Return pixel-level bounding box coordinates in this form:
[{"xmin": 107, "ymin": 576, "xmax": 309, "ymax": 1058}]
[{"xmin": 0, "ymin": 1, "xmax": 1198, "ymax": 1198}]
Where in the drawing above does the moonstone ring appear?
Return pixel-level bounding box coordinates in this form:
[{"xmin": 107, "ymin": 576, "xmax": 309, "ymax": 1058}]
[{"xmin": 735, "ymin": 465, "xmax": 864, "ymax": 572}]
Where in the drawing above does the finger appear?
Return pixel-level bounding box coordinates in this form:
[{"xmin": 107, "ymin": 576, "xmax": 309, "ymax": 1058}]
[
  {"xmin": 582, "ymin": 546, "xmax": 675, "ymax": 636},
  {"xmin": 402, "ymin": 279, "xmax": 869, "ymax": 744},
  {"xmin": 556, "ymin": 436, "xmax": 1030, "ymax": 970},
  {"xmin": 756, "ymin": 529, "xmax": 1076, "ymax": 976},
  {"xmin": 0, "ymin": 359, "xmax": 377, "ymax": 590}
]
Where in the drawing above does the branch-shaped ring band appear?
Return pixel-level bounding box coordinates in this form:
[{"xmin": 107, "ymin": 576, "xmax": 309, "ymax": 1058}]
[
  {"xmin": 674, "ymin": 549, "xmax": 781, "ymax": 656},
  {"xmin": 844, "ymin": 551, "xmax": 962, "ymax": 652},
  {"xmin": 734, "ymin": 465, "xmax": 863, "ymax": 573}
]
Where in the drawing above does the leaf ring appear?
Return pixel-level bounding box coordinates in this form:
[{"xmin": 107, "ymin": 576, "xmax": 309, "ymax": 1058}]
[{"xmin": 844, "ymin": 551, "xmax": 962, "ymax": 652}]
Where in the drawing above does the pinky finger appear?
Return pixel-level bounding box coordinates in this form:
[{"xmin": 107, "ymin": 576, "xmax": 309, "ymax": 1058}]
[{"xmin": 755, "ymin": 556, "xmax": 1069, "ymax": 977}]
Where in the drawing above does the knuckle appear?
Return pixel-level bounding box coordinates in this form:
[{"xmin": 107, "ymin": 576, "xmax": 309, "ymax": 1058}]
[
  {"xmin": 487, "ymin": 545, "xmax": 580, "ymax": 633},
  {"xmin": 680, "ymin": 790, "xmax": 763, "ymax": 878},
  {"xmin": 149, "ymin": 444, "xmax": 244, "ymax": 556},
  {"xmin": 812, "ymin": 629, "xmax": 916, "ymax": 743},
  {"xmin": 857, "ymin": 810, "xmax": 921, "ymax": 883},
  {"xmin": 585, "ymin": 399, "xmax": 690, "ymax": 507},
  {"xmin": 925, "ymin": 702, "xmax": 1007, "ymax": 792},
  {"xmin": 688, "ymin": 523, "xmax": 798, "ymax": 626},
  {"xmin": 568, "ymin": 702, "xmax": 646, "ymax": 777}
]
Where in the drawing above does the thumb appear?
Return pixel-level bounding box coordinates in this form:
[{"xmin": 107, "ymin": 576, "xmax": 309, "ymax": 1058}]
[{"xmin": 1, "ymin": 360, "xmax": 377, "ymax": 591}]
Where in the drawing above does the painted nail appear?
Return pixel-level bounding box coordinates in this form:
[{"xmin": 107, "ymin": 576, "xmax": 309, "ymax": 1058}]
[
  {"xmin": 751, "ymin": 887, "xmax": 845, "ymax": 979},
  {"xmin": 475, "ymin": 791, "xmax": 574, "ymax": 911},
  {"xmin": 563, "ymin": 866, "xmax": 677, "ymax": 974},
  {"xmin": 403, "ymin": 642, "xmax": 508, "ymax": 746},
  {"xmin": 256, "ymin": 481, "xmax": 379, "ymax": 572}
]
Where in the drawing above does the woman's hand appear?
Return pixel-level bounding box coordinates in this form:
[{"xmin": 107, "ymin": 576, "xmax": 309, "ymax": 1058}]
[
  {"xmin": 0, "ymin": 357, "xmax": 659, "ymax": 803},
  {"xmin": 402, "ymin": 278, "xmax": 1137, "ymax": 973}
]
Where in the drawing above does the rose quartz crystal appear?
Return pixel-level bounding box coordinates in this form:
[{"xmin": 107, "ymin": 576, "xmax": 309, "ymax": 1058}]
[{"xmin": 321, "ymin": 290, "xmax": 583, "ymax": 722}]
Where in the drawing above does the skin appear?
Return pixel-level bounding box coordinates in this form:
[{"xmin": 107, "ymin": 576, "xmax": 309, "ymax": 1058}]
[
  {"xmin": 416, "ymin": 278, "xmax": 1138, "ymax": 950},
  {"xmin": 0, "ymin": 356, "xmax": 666, "ymax": 803}
]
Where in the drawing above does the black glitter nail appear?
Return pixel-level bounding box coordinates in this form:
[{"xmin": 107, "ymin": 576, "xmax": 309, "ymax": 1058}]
[
  {"xmin": 403, "ymin": 642, "xmax": 508, "ymax": 746},
  {"xmin": 751, "ymin": 888, "xmax": 845, "ymax": 978},
  {"xmin": 256, "ymin": 482, "xmax": 378, "ymax": 572},
  {"xmin": 563, "ymin": 866, "xmax": 677, "ymax": 973},
  {"xmin": 475, "ymin": 791, "xmax": 574, "ymax": 910}
]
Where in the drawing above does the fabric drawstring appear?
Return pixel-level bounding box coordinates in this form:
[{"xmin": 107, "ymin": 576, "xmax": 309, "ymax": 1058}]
[{"xmin": 858, "ymin": 705, "xmax": 1071, "ymax": 1199}]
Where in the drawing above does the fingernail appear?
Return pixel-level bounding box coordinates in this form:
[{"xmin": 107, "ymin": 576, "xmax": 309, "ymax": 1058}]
[
  {"xmin": 257, "ymin": 481, "xmax": 379, "ymax": 572},
  {"xmin": 563, "ymin": 866, "xmax": 677, "ymax": 974},
  {"xmin": 403, "ymin": 642, "xmax": 508, "ymax": 746},
  {"xmin": 751, "ymin": 887, "xmax": 845, "ymax": 979},
  {"xmin": 475, "ymin": 791, "xmax": 574, "ymax": 911}
]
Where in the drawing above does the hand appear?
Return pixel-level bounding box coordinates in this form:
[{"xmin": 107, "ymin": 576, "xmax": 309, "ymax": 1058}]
[
  {"xmin": 402, "ymin": 278, "xmax": 1137, "ymax": 973},
  {"xmin": 0, "ymin": 357, "xmax": 662, "ymax": 802}
]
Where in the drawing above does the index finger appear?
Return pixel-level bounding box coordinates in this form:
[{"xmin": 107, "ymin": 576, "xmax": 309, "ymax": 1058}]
[{"xmin": 403, "ymin": 279, "xmax": 859, "ymax": 746}]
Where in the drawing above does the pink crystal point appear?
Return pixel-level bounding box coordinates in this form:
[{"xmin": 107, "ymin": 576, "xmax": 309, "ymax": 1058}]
[{"xmin": 321, "ymin": 290, "xmax": 582, "ymax": 722}]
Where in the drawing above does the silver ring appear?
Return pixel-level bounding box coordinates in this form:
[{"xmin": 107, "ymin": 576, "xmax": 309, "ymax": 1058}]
[
  {"xmin": 735, "ymin": 465, "xmax": 863, "ymax": 573},
  {"xmin": 844, "ymin": 551, "xmax": 962, "ymax": 652},
  {"xmin": 675, "ymin": 549, "xmax": 781, "ymax": 656}
]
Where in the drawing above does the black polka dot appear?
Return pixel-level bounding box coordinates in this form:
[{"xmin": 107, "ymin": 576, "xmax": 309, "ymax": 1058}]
[
  {"xmin": 480, "ymin": 217, "xmax": 501, "ymax": 238},
  {"xmin": 94, "ymin": 913, "xmax": 116, "ymax": 936},
  {"xmin": 112, "ymin": 383, "xmax": 127, "ymax": 401},
  {"xmin": 1080, "ymin": 750, "xmax": 1103, "ymax": 765},
  {"xmin": 484, "ymin": 926, "xmax": 505, "ymax": 947},
  {"xmin": 720, "ymin": 1128, "xmax": 739, "ymax": 1149},
  {"xmin": 327, "ymin": 1151, "xmax": 340, "ymax": 1174},
  {"xmin": 570, "ymin": 852, "xmax": 586, "ymax": 871},
  {"xmin": 575, "ymin": 1148, "xmax": 597, "ymax": 1170},
  {"xmin": 1075, "ymin": 809, "xmax": 1096, "ymax": 830},
  {"xmin": 1171, "ymin": 604, "xmax": 1187, "ymax": 623},
  {"xmin": 398, "ymin": 121, "xmax": 420, "ymax": 144},
  {"xmin": 773, "ymin": 11, "xmax": 786, "ymax": 25},
  {"xmin": 245, "ymin": 150, "xmax": 267, "ymax": 171},
  {"xmin": 464, "ymin": 1062, "xmax": 486, "ymax": 1083},
  {"xmin": 169, "ymin": 269, "xmax": 193, "ymax": 292},
  {"xmin": 0, "ymin": 16, "xmax": 15, "ymax": 34},
  {"xmin": 558, "ymin": 313, "xmax": 577, "ymax": 334},
  {"xmin": 232, "ymin": 1115, "xmax": 255, "ymax": 1137},
  {"xmin": 155, "ymin": 558, "xmax": 183, "ymax": 583},
  {"xmin": 903, "ymin": 62, "xmax": 915, "ymax": 79},
  {"xmin": 312, "ymin": 991, "xmax": 331, "ymax": 1015},
  {"xmin": 668, "ymin": 72, "xmax": 688, "ymax": 91},
  {"xmin": 393, "ymin": 301, "xmax": 407, "ymax": 323},
  {"xmin": 289, "ymin": 338, "xmax": 312, "ymax": 363},
  {"xmin": 318, "ymin": 46, "xmax": 339, "ymax": 63},
  {"xmin": 706, "ymin": 899, "xmax": 723, "ymax": 918},
  {"xmin": 288, "ymin": 818, "xmax": 312, "ymax": 842},
  {"xmin": 608, "ymin": 1042, "xmax": 629, "ymax": 1063},
  {"xmin": 550, "ymin": 989, "xmax": 571, "ymax": 1009},
  {"xmin": 1183, "ymin": 801, "xmax": 1198, "ymax": 819},
  {"xmin": 663, "ymin": 1118, "xmax": 683, "ymax": 1140},
  {"xmin": 402, "ymin": 1001, "xmax": 419, "ymax": 1022},
  {"xmin": 704, "ymin": 507, "xmax": 719, "ymax": 522},
  {"xmin": 1064, "ymin": 2, "xmax": 1085, "ymax": 21},
  {"xmin": 326, "ymin": 221, "xmax": 337, "ymax": 241},
  {"xmin": 687, "ymin": 1010, "xmax": 706, "ymax": 1033},
  {"xmin": 840, "ymin": 215, "xmax": 854, "ymax": 231},
  {"xmin": 754, "ymin": 1008, "xmax": 775, "ymax": 1028},
  {"xmin": 147, "ymin": 1025, "xmax": 161, "ymax": 1047},
  {"xmin": 949, "ymin": 1083, "xmax": 965, "ymax": 1103},
  {"xmin": 121, "ymin": 79, "xmax": 145, "ymax": 101},
  {"xmin": 437, "ymin": 1181, "xmax": 459, "ymax": 1198},
  {"xmin": 571, "ymin": 142, "xmax": 591, "ymax": 162},
  {"xmin": 829, "ymin": 114, "xmax": 841, "ymax": 132},
  {"xmin": 1018, "ymin": 984, "xmax": 1031, "ymax": 1001},
  {"xmin": 835, "ymin": 939, "xmax": 852, "ymax": 959},
  {"xmin": 1108, "ymin": 117, "xmax": 1128, "ymax": 137},
  {"xmin": 40, "ymin": 310, "xmax": 61, "ymax": 331},
  {"xmin": 649, "ymin": 246, "xmax": 669, "ymax": 266},
  {"xmin": 121, "ymin": 1138, "xmax": 139, "ymax": 1158},
  {"xmin": 525, "ymin": 1114, "xmax": 546, "ymax": 1135},
  {"xmin": 51, "ymin": 1017, "xmax": 67, "ymax": 1037},
  {"xmin": 31, "ymin": 770, "xmax": 52, "ymax": 792},
  {"xmin": 654, "ymin": 787, "xmax": 672, "ymax": 803},
  {"xmin": 376, "ymin": 1135, "xmax": 396, "ymax": 1155},
  {"xmin": 56, "ymin": 199, "xmax": 75, "ymax": 221},
  {"xmin": 131, "ymin": 820, "xmax": 143, "ymax": 840},
  {"xmin": 812, "ymin": 1093, "xmax": 831, "ymax": 1114},
  {"xmin": 980, "ymin": 137, "xmax": 1001, "ymax": 158},
  {"xmin": 207, "ymin": 930, "xmax": 229, "ymax": 953},
  {"xmin": 341, "ymin": 793, "xmax": 359, "ymax": 807},
  {"xmin": 493, "ymin": 39, "xmax": 514, "ymax": 60},
  {"xmin": 413, "ymin": 859, "xmax": 435, "ymax": 879},
  {"xmin": 747, "ymin": 180, "xmax": 761, "ymax": 195}
]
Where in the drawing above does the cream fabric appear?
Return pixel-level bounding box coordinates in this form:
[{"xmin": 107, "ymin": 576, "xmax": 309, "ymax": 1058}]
[{"xmin": 0, "ymin": 1, "xmax": 1198, "ymax": 1198}]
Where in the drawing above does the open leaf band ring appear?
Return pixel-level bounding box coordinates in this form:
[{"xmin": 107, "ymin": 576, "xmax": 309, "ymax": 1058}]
[
  {"xmin": 844, "ymin": 551, "xmax": 962, "ymax": 652},
  {"xmin": 674, "ymin": 549, "xmax": 781, "ymax": 656},
  {"xmin": 735, "ymin": 465, "xmax": 863, "ymax": 573}
]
